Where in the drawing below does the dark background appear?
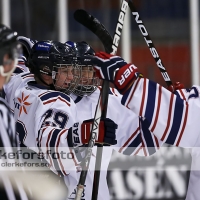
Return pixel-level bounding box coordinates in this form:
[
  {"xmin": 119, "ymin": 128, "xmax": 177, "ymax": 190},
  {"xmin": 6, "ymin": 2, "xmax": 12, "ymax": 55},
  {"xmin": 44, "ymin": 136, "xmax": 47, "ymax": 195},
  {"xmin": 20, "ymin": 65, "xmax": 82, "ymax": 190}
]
[{"xmin": 2, "ymin": 0, "xmax": 195, "ymax": 88}]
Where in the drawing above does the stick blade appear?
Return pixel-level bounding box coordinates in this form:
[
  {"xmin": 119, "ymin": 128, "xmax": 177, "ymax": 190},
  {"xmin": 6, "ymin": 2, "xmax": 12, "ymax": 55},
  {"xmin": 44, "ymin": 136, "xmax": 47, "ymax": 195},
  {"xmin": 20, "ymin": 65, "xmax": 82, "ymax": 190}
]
[
  {"xmin": 74, "ymin": 9, "xmax": 96, "ymax": 33},
  {"xmin": 74, "ymin": 9, "xmax": 113, "ymax": 53}
]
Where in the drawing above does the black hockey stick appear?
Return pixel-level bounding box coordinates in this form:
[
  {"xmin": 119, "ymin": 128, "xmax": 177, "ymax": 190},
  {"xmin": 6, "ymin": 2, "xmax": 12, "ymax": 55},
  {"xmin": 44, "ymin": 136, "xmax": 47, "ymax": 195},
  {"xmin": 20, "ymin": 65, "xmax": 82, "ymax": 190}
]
[
  {"xmin": 73, "ymin": 1, "xmax": 128, "ymax": 199},
  {"xmin": 74, "ymin": 9, "xmax": 111, "ymax": 200},
  {"xmin": 74, "ymin": 9, "xmax": 113, "ymax": 54},
  {"xmin": 128, "ymin": 0, "xmax": 174, "ymax": 90}
]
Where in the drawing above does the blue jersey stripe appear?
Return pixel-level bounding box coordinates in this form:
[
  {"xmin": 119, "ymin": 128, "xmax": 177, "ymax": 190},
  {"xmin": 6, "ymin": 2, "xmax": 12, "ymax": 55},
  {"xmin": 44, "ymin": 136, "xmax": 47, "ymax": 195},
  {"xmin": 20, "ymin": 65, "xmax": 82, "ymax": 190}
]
[
  {"xmin": 166, "ymin": 96, "xmax": 184, "ymax": 145},
  {"xmin": 21, "ymin": 72, "xmax": 32, "ymax": 77},
  {"xmin": 49, "ymin": 129, "xmax": 64, "ymax": 176},
  {"xmin": 145, "ymin": 81, "xmax": 157, "ymax": 125},
  {"xmin": 108, "ymin": 88, "xmax": 114, "ymax": 95},
  {"xmin": 140, "ymin": 119, "xmax": 156, "ymax": 155},
  {"xmin": 73, "ymin": 90, "xmax": 115, "ymax": 103},
  {"xmin": 74, "ymin": 96, "xmax": 83, "ymax": 104},
  {"xmin": 174, "ymin": 90, "xmax": 181, "ymax": 98},
  {"xmin": 14, "ymin": 67, "xmax": 24, "ymax": 74},
  {"xmin": 40, "ymin": 91, "xmax": 71, "ymax": 103},
  {"xmin": 121, "ymin": 86, "xmax": 132, "ymax": 105},
  {"xmin": 123, "ymin": 134, "xmax": 141, "ymax": 155}
]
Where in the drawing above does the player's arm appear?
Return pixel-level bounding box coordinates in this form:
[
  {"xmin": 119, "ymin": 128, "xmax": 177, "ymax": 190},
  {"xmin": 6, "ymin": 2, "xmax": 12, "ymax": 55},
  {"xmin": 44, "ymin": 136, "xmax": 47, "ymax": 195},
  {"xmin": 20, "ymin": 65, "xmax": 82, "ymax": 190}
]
[
  {"xmin": 90, "ymin": 52, "xmax": 200, "ymax": 148},
  {"xmin": 115, "ymin": 119, "xmax": 162, "ymax": 157},
  {"xmin": 111, "ymin": 93, "xmax": 161, "ymax": 157},
  {"xmin": 14, "ymin": 36, "xmax": 37, "ymax": 74},
  {"xmin": 37, "ymin": 105, "xmax": 117, "ymax": 176}
]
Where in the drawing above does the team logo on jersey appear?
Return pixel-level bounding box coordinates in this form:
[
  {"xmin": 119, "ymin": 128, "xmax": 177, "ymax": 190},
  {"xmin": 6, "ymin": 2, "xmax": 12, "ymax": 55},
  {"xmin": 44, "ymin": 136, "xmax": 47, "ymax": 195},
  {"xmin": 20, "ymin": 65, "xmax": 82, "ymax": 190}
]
[{"xmin": 17, "ymin": 92, "xmax": 32, "ymax": 116}]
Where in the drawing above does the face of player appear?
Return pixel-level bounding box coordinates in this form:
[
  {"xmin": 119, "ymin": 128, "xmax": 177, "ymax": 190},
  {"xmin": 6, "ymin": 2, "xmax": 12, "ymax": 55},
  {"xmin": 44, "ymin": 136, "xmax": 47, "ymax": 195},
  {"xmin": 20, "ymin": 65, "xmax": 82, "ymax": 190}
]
[
  {"xmin": 79, "ymin": 66, "xmax": 94, "ymax": 85},
  {"xmin": 0, "ymin": 54, "xmax": 16, "ymax": 89},
  {"xmin": 54, "ymin": 65, "xmax": 74, "ymax": 90}
]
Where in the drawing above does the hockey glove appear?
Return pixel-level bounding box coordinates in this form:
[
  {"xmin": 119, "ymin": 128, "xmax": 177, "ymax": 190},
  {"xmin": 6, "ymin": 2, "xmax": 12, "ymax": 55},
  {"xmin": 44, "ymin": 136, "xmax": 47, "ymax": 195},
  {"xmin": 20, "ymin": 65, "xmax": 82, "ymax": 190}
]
[
  {"xmin": 167, "ymin": 81, "xmax": 185, "ymax": 92},
  {"xmin": 67, "ymin": 118, "xmax": 118, "ymax": 147},
  {"xmin": 89, "ymin": 51, "xmax": 142, "ymax": 94}
]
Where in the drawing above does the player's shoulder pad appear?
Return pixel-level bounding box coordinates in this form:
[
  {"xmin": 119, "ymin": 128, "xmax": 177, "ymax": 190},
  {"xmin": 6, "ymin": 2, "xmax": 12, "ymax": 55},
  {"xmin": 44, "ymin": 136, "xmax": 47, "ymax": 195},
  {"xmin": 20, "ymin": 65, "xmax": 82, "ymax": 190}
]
[
  {"xmin": 38, "ymin": 90, "xmax": 71, "ymax": 106},
  {"xmin": 14, "ymin": 57, "xmax": 29, "ymax": 74}
]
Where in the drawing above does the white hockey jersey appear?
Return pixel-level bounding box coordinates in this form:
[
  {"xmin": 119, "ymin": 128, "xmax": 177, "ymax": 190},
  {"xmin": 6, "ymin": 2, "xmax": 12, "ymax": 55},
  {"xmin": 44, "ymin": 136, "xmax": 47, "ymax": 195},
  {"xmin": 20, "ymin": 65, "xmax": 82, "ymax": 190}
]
[
  {"xmin": 3, "ymin": 69, "xmax": 141, "ymax": 199},
  {"xmin": 3, "ymin": 71, "xmax": 80, "ymax": 184},
  {"xmin": 4, "ymin": 64, "xmax": 163, "ymax": 200},
  {"xmin": 68, "ymin": 87, "xmax": 163, "ymax": 200},
  {"xmin": 121, "ymin": 77, "xmax": 200, "ymax": 147}
]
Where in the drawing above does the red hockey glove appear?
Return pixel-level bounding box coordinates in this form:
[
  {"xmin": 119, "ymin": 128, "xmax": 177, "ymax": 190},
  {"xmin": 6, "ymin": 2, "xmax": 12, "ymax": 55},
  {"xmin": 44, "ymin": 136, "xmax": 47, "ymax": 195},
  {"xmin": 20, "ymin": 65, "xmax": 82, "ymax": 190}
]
[
  {"xmin": 167, "ymin": 82, "xmax": 185, "ymax": 92},
  {"xmin": 89, "ymin": 51, "xmax": 142, "ymax": 94},
  {"xmin": 67, "ymin": 118, "xmax": 118, "ymax": 147}
]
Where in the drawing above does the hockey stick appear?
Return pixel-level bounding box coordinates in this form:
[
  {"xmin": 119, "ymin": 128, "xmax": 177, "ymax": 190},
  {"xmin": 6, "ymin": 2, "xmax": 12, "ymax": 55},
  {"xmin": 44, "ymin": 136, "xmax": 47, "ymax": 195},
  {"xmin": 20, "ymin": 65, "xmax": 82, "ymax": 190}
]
[
  {"xmin": 74, "ymin": 9, "xmax": 110, "ymax": 200},
  {"xmin": 127, "ymin": 0, "xmax": 174, "ymax": 90},
  {"xmin": 73, "ymin": 1, "xmax": 128, "ymax": 199},
  {"xmin": 74, "ymin": 9, "xmax": 113, "ymax": 54}
]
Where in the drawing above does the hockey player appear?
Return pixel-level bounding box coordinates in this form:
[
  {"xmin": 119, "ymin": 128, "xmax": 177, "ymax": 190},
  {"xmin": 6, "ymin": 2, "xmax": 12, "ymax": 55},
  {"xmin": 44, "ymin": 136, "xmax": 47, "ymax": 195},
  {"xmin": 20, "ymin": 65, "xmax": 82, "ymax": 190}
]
[
  {"xmin": 0, "ymin": 24, "xmax": 32, "ymax": 200},
  {"xmin": 64, "ymin": 41, "xmax": 163, "ymax": 199},
  {"xmin": 12, "ymin": 38, "xmax": 163, "ymax": 199},
  {"xmin": 87, "ymin": 51, "xmax": 200, "ymax": 147},
  {"xmin": 167, "ymin": 82, "xmax": 200, "ymax": 200},
  {"xmin": 89, "ymin": 51, "xmax": 200, "ymax": 200},
  {"xmin": 3, "ymin": 40, "xmax": 118, "ymax": 198},
  {"xmin": 92, "ymin": 52, "xmax": 200, "ymax": 200},
  {"xmin": 67, "ymin": 41, "xmax": 162, "ymax": 155}
]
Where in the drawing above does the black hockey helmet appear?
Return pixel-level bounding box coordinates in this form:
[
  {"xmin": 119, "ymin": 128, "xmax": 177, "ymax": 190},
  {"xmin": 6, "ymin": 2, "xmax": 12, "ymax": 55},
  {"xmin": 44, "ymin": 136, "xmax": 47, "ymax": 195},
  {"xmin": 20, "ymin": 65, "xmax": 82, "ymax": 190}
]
[
  {"xmin": 0, "ymin": 24, "xmax": 20, "ymax": 65},
  {"xmin": 27, "ymin": 40, "xmax": 76, "ymax": 75},
  {"xmin": 0, "ymin": 24, "xmax": 21, "ymax": 83},
  {"xmin": 65, "ymin": 41, "xmax": 100, "ymax": 97},
  {"xmin": 27, "ymin": 40, "xmax": 80, "ymax": 94}
]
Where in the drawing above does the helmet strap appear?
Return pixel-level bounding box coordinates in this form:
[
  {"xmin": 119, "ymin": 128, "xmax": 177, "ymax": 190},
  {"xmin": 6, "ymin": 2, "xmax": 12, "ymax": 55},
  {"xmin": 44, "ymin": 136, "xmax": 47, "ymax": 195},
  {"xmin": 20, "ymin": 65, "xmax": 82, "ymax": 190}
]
[{"xmin": 36, "ymin": 73, "xmax": 52, "ymax": 88}]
